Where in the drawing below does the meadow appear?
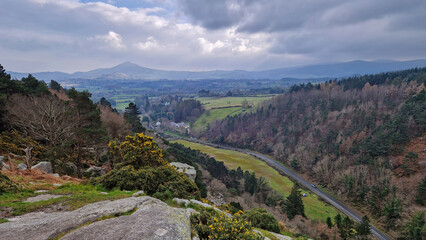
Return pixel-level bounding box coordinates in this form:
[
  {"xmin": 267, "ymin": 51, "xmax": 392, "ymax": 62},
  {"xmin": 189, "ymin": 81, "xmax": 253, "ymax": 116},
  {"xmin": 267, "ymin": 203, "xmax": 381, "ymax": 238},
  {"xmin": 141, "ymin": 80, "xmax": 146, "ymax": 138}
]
[
  {"xmin": 193, "ymin": 96, "xmax": 274, "ymax": 131},
  {"xmin": 174, "ymin": 140, "xmax": 338, "ymax": 222}
]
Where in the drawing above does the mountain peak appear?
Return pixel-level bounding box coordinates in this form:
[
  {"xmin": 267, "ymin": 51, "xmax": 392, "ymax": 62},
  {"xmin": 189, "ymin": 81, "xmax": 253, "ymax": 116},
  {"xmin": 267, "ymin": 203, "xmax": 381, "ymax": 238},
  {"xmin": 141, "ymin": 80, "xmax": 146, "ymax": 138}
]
[{"xmin": 116, "ymin": 61, "xmax": 141, "ymax": 68}]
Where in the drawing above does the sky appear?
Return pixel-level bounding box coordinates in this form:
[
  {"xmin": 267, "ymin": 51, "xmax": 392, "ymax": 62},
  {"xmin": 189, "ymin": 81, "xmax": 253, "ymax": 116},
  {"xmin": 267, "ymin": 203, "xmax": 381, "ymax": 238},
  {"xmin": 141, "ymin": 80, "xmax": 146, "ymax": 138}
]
[{"xmin": 1, "ymin": 0, "xmax": 426, "ymax": 73}]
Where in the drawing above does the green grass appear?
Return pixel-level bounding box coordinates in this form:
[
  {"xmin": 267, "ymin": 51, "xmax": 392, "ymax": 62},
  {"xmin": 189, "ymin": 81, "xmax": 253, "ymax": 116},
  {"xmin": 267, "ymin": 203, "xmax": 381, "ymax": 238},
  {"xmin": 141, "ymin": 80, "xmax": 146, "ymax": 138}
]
[
  {"xmin": 193, "ymin": 107, "xmax": 243, "ymax": 131},
  {"xmin": 197, "ymin": 96, "xmax": 273, "ymax": 110},
  {"xmin": 193, "ymin": 96, "xmax": 273, "ymax": 131},
  {"xmin": 0, "ymin": 184, "xmax": 134, "ymax": 216},
  {"xmin": 174, "ymin": 140, "xmax": 338, "ymax": 222}
]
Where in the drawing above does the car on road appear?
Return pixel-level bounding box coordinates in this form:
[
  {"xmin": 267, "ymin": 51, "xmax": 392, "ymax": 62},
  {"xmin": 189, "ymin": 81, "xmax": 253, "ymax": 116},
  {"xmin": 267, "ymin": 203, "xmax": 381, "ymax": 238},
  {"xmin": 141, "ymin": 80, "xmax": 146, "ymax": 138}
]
[{"xmin": 311, "ymin": 184, "xmax": 316, "ymax": 188}]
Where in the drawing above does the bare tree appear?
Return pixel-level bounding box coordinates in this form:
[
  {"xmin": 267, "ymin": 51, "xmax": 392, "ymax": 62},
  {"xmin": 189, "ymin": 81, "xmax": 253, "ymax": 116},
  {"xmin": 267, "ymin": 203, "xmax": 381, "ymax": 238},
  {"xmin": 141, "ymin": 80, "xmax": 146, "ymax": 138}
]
[
  {"xmin": 5, "ymin": 94, "xmax": 76, "ymax": 147},
  {"xmin": 99, "ymin": 105, "xmax": 131, "ymax": 139}
]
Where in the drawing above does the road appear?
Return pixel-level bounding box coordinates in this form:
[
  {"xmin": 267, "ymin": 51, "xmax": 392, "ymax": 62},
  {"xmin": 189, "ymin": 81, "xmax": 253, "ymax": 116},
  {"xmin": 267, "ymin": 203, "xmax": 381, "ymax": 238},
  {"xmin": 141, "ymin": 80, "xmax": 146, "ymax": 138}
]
[{"xmin": 164, "ymin": 133, "xmax": 391, "ymax": 240}]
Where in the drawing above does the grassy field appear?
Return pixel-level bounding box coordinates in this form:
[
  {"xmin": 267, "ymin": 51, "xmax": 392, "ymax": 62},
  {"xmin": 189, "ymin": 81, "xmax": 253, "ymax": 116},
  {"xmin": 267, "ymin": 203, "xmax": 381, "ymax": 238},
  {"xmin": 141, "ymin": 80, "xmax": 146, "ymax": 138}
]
[
  {"xmin": 197, "ymin": 96, "xmax": 273, "ymax": 110},
  {"xmin": 174, "ymin": 140, "xmax": 338, "ymax": 222},
  {"xmin": 193, "ymin": 96, "xmax": 273, "ymax": 131}
]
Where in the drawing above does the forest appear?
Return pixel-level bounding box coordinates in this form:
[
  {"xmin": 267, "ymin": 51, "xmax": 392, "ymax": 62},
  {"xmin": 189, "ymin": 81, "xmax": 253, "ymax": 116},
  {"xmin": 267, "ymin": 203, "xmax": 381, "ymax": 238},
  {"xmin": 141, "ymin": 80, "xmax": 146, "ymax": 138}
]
[{"xmin": 201, "ymin": 67, "xmax": 426, "ymax": 236}]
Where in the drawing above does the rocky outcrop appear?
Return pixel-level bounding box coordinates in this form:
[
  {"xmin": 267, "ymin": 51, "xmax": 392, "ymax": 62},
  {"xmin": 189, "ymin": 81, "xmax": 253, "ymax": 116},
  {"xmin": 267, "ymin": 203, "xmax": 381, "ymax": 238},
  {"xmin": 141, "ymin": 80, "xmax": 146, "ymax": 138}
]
[
  {"xmin": 17, "ymin": 163, "xmax": 27, "ymax": 171},
  {"xmin": 31, "ymin": 161, "xmax": 53, "ymax": 173},
  {"xmin": 84, "ymin": 166, "xmax": 106, "ymax": 177},
  {"xmin": 173, "ymin": 198, "xmax": 232, "ymax": 218},
  {"xmin": 170, "ymin": 162, "xmax": 196, "ymax": 182},
  {"xmin": 254, "ymin": 230, "xmax": 293, "ymax": 240},
  {"xmin": 0, "ymin": 196, "xmax": 193, "ymax": 240}
]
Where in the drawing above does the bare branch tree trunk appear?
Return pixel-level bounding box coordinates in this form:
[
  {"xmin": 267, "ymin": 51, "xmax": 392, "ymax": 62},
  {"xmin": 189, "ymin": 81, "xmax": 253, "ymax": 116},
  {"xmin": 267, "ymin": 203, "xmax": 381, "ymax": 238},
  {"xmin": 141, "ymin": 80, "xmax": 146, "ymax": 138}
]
[{"xmin": 22, "ymin": 146, "xmax": 33, "ymax": 171}]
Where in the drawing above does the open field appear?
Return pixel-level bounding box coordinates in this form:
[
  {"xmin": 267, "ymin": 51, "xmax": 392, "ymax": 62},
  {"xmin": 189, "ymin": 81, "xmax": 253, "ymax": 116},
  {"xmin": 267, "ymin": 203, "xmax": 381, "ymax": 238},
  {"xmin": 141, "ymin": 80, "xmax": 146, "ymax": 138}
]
[
  {"xmin": 197, "ymin": 96, "xmax": 273, "ymax": 110},
  {"xmin": 193, "ymin": 96, "xmax": 274, "ymax": 131},
  {"xmin": 174, "ymin": 140, "xmax": 338, "ymax": 222}
]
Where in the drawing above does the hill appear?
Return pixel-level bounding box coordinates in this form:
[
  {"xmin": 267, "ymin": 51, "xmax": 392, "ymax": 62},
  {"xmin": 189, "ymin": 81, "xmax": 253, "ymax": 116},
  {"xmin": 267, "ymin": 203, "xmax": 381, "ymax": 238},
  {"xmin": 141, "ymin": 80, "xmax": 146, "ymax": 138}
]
[
  {"xmin": 8, "ymin": 59, "xmax": 426, "ymax": 81},
  {"xmin": 200, "ymin": 67, "xmax": 426, "ymax": 235}
]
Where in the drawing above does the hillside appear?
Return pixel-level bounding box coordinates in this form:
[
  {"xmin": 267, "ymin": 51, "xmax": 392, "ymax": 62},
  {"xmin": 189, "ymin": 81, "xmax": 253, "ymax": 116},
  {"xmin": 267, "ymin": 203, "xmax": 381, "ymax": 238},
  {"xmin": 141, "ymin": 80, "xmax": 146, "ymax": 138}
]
[
  {"xmin": 201, "ymin": 68, "xmax": 426, "ymax": 236},
  {"xmin": 9, "ymin": 59, "xmax": 426, "ymax": 81}
]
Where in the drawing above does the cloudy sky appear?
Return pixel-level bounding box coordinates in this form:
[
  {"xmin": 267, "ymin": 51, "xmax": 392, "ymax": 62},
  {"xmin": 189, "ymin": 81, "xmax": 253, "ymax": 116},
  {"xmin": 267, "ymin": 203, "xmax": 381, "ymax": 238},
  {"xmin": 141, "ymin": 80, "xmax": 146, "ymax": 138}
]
[{"xmin": 1, "ymin": 0, "xmax": 426, "ymax": 73}]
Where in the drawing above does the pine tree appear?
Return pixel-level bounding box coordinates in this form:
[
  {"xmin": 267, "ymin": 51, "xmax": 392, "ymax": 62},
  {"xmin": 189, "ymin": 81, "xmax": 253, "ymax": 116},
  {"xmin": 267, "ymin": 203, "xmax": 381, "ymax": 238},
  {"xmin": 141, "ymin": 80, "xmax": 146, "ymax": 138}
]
[
  {"xmin": 124, "ymin": 102, "xmax": 144, "ymax": 133},
  {"xmin": 334, "ymin": 214, "xmax": 342, "ymax": 229},
  {"xmin": 404, "ymin": 211, "xmax": 425, "ymax": 239},
  {"xmin": 326, "ymin": 217, "xmax": 333, "ymax": 229},
  {"xmin": 283, "ymin": 184, "xmax": 305, "ymax": 219},
  {"xmin": 68, "ymin": 88, "xmax": 106, "ymax": 178},
  {"xmin": 415, "ymin": 177, "xmax": 426, "ymax": 205},
  {"xmin": 356, "ymin": 215, "xmax": 371, "ymax": 237}
]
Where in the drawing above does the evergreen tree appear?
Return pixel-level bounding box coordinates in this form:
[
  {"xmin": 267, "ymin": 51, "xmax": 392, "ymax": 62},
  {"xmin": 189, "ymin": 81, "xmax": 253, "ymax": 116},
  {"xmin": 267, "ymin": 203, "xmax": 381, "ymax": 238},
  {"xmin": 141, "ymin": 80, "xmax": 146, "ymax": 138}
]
[
  {"xmin": 415, "ymin": 177, "xmax": 426, "ymax": 205},
  {"xmin": 283, "ymin": 184, "xmax": 305, "ymax": 219},
  {"xmin": 68, "ymin": 88, "xmax": 106, "ymax": 178},
  {"xmin": 290, "ymin": 158, "xmax": 301, "ymax": 171},
  {"xmin": 356, "ymin": 216, "xmax": 371, "ymax": 238},
  {"xmin": 124, "ymin": 102, "xmax": 144, "ymax": 133},
  {"xmin": 49, "ymin": 80, "xmax": 62, "ymax": 91},
  {"xmin": 404, "ymin": 211, "xmax": 426, "ymax": 239},
  {"xmin": 334, "ymin": 214, "xmax": 342, "ymax": 229},
  {"xmin": 326, "ymin": 217, "xmax": 333, "ymax": 229}
]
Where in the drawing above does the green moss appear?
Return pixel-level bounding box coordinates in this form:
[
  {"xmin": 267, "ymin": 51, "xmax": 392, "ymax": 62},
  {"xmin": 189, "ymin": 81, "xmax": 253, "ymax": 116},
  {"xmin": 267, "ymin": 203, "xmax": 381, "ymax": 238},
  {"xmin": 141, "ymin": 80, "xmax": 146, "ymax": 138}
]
[{"xmin": 0, "ymin": 183, "xmax": 133, "ymax": 216}]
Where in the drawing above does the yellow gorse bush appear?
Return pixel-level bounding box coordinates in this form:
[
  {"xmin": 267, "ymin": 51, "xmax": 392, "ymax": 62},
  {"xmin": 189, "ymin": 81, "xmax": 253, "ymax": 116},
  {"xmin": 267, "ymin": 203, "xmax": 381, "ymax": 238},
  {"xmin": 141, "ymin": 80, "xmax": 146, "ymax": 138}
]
[
  {"xmin": 191, "ymin": 208, "xmax": 263, "ymax": 240},
  {"xmin": 108, "ymin": 133, "xmax": 166, "ymax": 168}
]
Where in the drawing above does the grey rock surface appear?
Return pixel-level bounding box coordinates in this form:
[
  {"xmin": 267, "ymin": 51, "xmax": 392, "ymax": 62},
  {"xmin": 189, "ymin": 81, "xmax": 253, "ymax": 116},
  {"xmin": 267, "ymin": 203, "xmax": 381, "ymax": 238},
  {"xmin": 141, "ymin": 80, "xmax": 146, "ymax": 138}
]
[
  {"xmin": 62, "ymin": 198, "xmax": 193, "ymax": 240},
  {"xmin": 0, "ymin": 196, "xmax": 192, "ymax": 240},
  {"xmin": 31, "ymin": 161, "xmax": 53, "ymax": 173},
  {"xmin": 24, "ymin": 194, "xmax": 64, "ymax": 203},
  {"xmin": 84, "ymin": 166, "xmax": 105, "ymax": 177},
  {"xmin": 170, "ymin": 162, "xmax": 197, "ymax": 182},
  {"xmin": 173, "ymin": 198, "xmax": 190, "ymax": 206},
  {"xmin": 132, "ymin": 190, "xmax": 144, "ymax": 197},
  {"xmin": 17, "ymin": 163, "xmax": 27, "ymax": 170},
  {"xmin": 254, "ymin": 229, "xmax": 292, "ymax": 240}
]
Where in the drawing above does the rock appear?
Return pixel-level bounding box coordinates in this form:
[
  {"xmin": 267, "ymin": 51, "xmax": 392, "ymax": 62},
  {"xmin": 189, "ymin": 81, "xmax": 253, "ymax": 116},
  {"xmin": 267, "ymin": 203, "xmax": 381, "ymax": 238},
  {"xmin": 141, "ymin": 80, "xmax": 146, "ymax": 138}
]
[
  {"xmin": 54, "ymin": 160, "xmax": 78, "ymax": 177},
  {"xmin": 31, "ymin": 161, "xmax": 53, "ymax": 174},
  {"xmin": 53, "ymin": 183, "xmax": 62, "ymax": 186},
  {"xmin": 1, "ymin": 196, "xmax": 182, "ymax": 240},
  {"xmin": 84, "ymin": 166, "xmax": 106, "ymax": 178},
  {"xmin": 254, "ymin": 229, "xmax": 292, "ymax": 240},
  {"xmin": 24, "ymin": 194, "xmax": 64, "ymax": 203},
  {"xmin": 2, "ymin": 163, "xmax": 10, "ymax": 171},
  {"xmin": 173, "ymin": 198, "xmax": 190, "ymax": 206},
  {"xmin": 170, "ymin": 162, "xmax": 197, "ymax": 182},
  {"xmin": 190, "ymin": 199, "xmax": 211, "ymax": 208},
  {"xmin": 35, "ymin": 190, "xmax": 49, "ymax": 193},
  {"xmin": 100, "ymin": 192, "xmax": 108, "ymax": 195},
  {"xmin": 61, "ymin": 197, "xmax": 193, "ymax": 240},
  {"xmin": 51, "ymin": 173, "xmax": 60, "ymax": 178},
  {"xmin": 17, "ymin": 163, "xmax": 27, "ymax": 171},
  {"xmin": 132, "ymin": 190, "xmax": 144, "ymax": 197}
]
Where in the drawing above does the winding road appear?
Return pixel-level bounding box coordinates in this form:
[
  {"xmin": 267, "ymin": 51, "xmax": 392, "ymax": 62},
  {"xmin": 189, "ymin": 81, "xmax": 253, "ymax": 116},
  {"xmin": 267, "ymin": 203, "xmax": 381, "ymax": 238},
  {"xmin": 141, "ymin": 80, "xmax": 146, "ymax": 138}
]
[{"xmin": 163, "ymin": 133, "xmax": 391, "ymax": 240}]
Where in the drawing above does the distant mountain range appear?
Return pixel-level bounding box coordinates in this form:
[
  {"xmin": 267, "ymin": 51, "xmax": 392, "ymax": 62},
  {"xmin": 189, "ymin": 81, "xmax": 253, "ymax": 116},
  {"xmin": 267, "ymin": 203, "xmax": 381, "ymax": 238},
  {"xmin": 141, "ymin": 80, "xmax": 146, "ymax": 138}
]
[{"xmin": 9, "ymin": 59, "xmax": 426, "ymax": 81}]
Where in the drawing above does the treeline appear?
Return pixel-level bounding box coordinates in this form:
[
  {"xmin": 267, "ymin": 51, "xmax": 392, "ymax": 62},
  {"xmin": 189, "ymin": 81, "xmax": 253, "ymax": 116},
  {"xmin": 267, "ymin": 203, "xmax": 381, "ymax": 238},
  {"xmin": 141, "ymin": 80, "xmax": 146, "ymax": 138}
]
[
  {"xmin": 201, "ymin": 67, "xmax": 426, "ymax": 232},
  {"xmin": 134, "ymin": 95, "xmax": 203, "ymax": 123},
  {"xmin": 0, "ymin": 64, "xmax": 142, "ymax": 178}
]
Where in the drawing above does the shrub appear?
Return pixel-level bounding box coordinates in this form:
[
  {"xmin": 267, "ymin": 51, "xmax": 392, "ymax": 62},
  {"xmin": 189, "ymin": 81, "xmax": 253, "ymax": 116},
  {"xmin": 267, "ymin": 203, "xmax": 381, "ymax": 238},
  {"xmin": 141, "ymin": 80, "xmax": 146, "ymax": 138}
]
[
  {"xmin": 108, "ymin": 133, "xmax": 166, "ymax": 169},
  {"xmin": 0, "ymin": 172, "xmax": 18, "ymax": 194},
  {"xmin": 95, "ymin": 165, "xmax": 200, "ymax": 200},
  {"xmin": 241, "ymin": 208, "xmax": 280, "ymax": 233},
  {"xmin": 191, "ymin": 208, "xmax": 263, "ymax": 240}
]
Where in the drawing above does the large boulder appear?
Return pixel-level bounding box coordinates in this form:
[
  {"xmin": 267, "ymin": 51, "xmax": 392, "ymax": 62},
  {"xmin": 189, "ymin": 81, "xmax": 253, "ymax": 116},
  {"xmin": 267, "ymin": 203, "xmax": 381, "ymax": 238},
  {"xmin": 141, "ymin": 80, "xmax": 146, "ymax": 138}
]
[
  {"xmin": 0, "ymin": 196, "xmax": 193, "ymax": 240},
  {"xmin": 31, "ymin": 161, "xmax": 53, "ymax": 173},
  {"xmin": 17, "ymin": 163, "xmax": 27, "ymax": 171},
  {"xmin": 53, "ymin": 159, "xmax": 77, "ymax": 177},
  {"xmin": 170, "ymin": 162, "xmax": 196, "ymax": 182},
  {"xmin": 84, "ymin": 166, "xmax": 106, "ymax": 178}
]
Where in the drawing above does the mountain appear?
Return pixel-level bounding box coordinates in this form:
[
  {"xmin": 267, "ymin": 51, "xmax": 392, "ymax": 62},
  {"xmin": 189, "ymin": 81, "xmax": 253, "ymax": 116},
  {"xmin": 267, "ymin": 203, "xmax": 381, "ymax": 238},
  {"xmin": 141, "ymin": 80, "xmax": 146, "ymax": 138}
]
[{"xmin": 8, "ymin": 59, "xmax": 426, "ymax": 81}]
